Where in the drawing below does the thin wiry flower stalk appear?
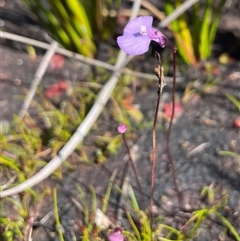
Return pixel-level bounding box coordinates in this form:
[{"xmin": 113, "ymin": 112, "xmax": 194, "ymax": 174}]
[
  {"xmin": 166, "ymin": 47, "xmax": 181, "ymax": 207},
  {"xmin": 122, "ymin": 133, "xmax": 145, "ymax": 203},
  {"xmin": 150, "ymin": 52, "xmax": 166, "ymax": 228}
]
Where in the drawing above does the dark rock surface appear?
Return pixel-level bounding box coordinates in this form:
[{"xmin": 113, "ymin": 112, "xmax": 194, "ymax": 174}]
[{"xmin": 1, "ymin": 0, "xmax": 240, "ymax": 240}]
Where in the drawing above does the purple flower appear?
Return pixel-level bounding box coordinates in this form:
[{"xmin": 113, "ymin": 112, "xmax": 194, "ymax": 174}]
[
  {"xmin": 109, "ymin": 227, "xmax": 124, "ymax": 241},
  {"xmin": 117, "ymin": 16, "xmax": 167, "ymax": 55},
  {"xmin": 117, "ymin": 124, "xmax": 127, "ymax": 134}
]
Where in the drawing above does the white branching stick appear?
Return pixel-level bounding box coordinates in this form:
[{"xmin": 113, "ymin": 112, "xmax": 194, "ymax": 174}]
[
  {"xmin": 19, "ymin": 41, "xmax": 58, "ymax": 119},
  {"xmin": 0, "ymin": 0, "xmax": 143, "ymax": 198},
  {"xmin": 1, "ymin": 31, "xmax": 183, "ymax": 83},
  {"xmin": 1, "ymin": 0, "xmax": 195, "ymax": 197},
  {"xmin": 158, "ymin": 0, "xmax": 199, "ymax": 28}
]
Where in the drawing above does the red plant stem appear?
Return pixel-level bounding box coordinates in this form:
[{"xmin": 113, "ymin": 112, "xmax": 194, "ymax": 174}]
[
  {"xmin": 150, "ymin": 83, "xmax": 161, "ymax": 212},
  {"xmin": 122, "ymin": 134, "xmax": 144, "ymax": 202},
  {"xmin": 150, "ymin": 52, "xmax": 165, "ymax": 235},
  {"xmin": 166, "ymin": 46, "xmax": 181, "ymax": 206}
]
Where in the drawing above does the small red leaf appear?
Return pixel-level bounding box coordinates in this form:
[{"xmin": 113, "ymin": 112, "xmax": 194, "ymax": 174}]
[
  {"xmin": 233, "ymin": 118, "xmax": 240, "ymax": 129},
  {"xmin": 163, "ymin": 102, "xmax": 183, "ymax": 119},
  {"xmin": 44, "ymin": 81, "xmax": 68, "ymax": 98},
  {"xmin": 50, "ymin": 54, "xmax": 64, "ymax": 70}
]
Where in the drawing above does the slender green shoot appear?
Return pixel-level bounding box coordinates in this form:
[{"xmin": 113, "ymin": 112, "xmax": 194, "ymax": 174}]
[{"xmin": 53, "ymin": 188, "xmax": 65, "ymax": 241}]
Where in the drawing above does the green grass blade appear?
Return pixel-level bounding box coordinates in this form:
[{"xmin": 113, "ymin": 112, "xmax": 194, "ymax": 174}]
[
  {"xmin": 209, "ymin": 0, "xmax": 226, "ymax": 45},
  {"xmin": 102, "ymin": 169, "xmax": 117, "ymax": 213},
  {"xmin": 219, "ymin": 150, "xmax": 240, "ymax": 161},
  {"xmin": 164, "ymin": 0, "xmax": 197, "ymax": 65},
  {"xmin": 62, "ymin": 0, "xmax": 93, "ymax": 36},
  {"xmin": 0, "ymin": 156, "xmax": 26, "ymax": 184},
  {"xmin": 215, "ymin": 212, "xmax": 240, "ymax": 241},
  {"xmin": 89, "ymin": 186, "xmax": 97, "ymax": 215},
  {"xmin": 26, "ymin": 0, "xmax": 71, "ymax": 45},
  {"xmin": 76, "ymin": 184, "xmax": 89, "ymax": 225},
  {"xmin": 4, "ymin": 197, "xmax": 28, "ymax": 218},
  {"xmin": 192, "ymin": 1, "xmax": 201, "ymax": 60},
  {"xmin": 53, "ymin": 188, "xmax": 65, "ymax": 241},
  {"xmin": 226, "ymin": 93, "xmax": 240, "ymax": 111},
  {"xmin": 199, "ymin": 0, "xmax": 214, "ymax": 59},
  {"xmin": 126, "ymin": 210, "xmax": 142, "ymax": 240},
  {"xmin": 128, "ymin": 186, "xmax": 139, "ymax": 210},
  {"xmin": 157, "ymin": 224, "xmax": 182, "ymax": 239},
  {"xmin": 191, "ymin": 209, "xmax": 207, "ymax": 237}
]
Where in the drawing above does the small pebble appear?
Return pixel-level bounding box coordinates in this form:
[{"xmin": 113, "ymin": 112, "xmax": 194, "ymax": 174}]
[
  {"xmin": 0, "ymin": 19, "xmax": 5, "ymax": 27},
  {"xmin": 13, "ymin": 78, "xmax": 21, "ymax": 85},
  {"xmin": 16, "ymin": 59, "xmax": 23, "ymax": 66}
]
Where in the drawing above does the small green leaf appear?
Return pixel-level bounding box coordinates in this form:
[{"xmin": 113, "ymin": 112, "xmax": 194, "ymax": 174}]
[{"xmin": 226, "ymin": 93, "xmax": 240, "ymax": 111}]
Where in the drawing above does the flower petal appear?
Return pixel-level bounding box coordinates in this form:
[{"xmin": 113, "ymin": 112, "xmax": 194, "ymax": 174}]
[
  {"xmin": 146, "ymin": 27, "xmax": 167, "ymax": 48},
  {"xmin": 117, "ymin": 34, "xmax": 151, "ymax": 55},
  {"xmin": 109, "ymin": 227, "xmax": 124, "ymax": 241},
  {"xmin": 117, "ymin": 124, "xmax": 127, "ymax": 134},
  {"xmin": 123, "ymin": 16, "xmax": 153, "ymax": 35}
]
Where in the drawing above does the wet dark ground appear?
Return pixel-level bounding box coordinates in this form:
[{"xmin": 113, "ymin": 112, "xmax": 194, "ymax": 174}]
[
  {"xmin": 40, "ymin": 64, "xmax": 240, "ymax": 235},
  {"xmin": 29, "ymin": 64, "xmax": 240, "ymax": 240},
  {"xmin": 2, "ymin": 45, "xmax": 239, "ymax": 240},
  {"xmin": 1, "ymin": 0, "xmax": 240, "ymax": 240}
]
